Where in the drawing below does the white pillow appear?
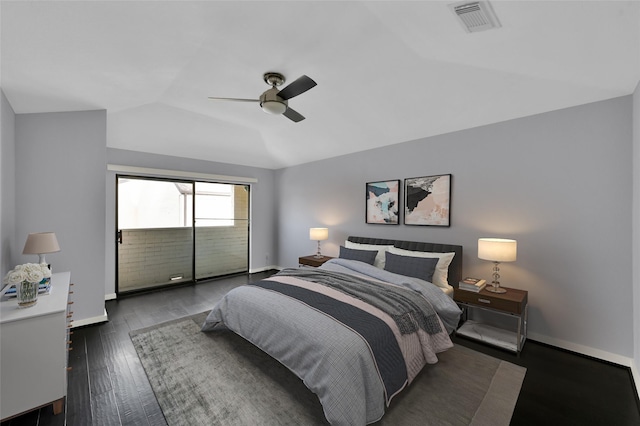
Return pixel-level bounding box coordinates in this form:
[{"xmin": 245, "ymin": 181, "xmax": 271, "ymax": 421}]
[
  {"xmin": 388, "ymin": 246, "xmax": 455, "ymax": 289},
  {"xmin": 344, "ymin": 241, "xmax": 393, "ymax": 269}
]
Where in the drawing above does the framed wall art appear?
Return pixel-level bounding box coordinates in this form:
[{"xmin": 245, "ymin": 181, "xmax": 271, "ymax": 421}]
[
  {"xmin": 404, "ymin": 174, "xmax": 451, "ymax": 226},
  {"xmin": 366, "ymin": 180, "xmax": 400, "ymax": 225}
]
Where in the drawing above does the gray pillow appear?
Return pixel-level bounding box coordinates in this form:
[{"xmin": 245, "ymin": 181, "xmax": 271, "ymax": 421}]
[
  {"xmin": 384, "ymin": 251, "xmax": 438, "ymax": 283},
  {"xmin": 338, "ymin": 246, "xmax": 377, "ymax": 265}
]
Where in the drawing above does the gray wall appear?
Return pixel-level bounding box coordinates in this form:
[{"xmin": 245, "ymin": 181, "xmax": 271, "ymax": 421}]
[
  {"xmin": 3, "ymin": 107, "xmax": 278, "ymax": 323},
  {"xmin": 0, "ymin": 91, "xmax": 16, "ymax": 274},
  {"xmin": 276, "ymin": 95, "xmax": 634, "ymax": 362},
  {"xmin": 15, "ymin": 110, "xmax": 107, "ymax": 323},
  {"xmin": 3, "ymin": 89, "xmax": 635, "ymax": 367},
  {"xmin": 105, "ymin": 148, "xmax": 277, "ymax": 296},
  {"xmin": 633, "ymin": 82, "xmax": 640, "ymax": 386}
]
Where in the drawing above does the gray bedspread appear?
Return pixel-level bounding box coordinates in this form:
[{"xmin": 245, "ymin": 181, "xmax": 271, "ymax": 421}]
[
  {"xmin": 319, "ymin": 258, "xmax": 461, "ymax": 334},
  {"xmin": 201, "ymin": 258, "xmax": 461, "ymax": 425},
  {"xmin": 275, "ymin": 267, "xmax": 443, "ymax": 335}
]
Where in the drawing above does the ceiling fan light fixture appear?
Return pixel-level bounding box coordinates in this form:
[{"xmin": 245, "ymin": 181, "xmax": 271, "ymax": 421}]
[
  {"xmin": 209, "ymin": 73, "xmax": 315, "ymax": 122},
  {"xmin": 261, "ymin": 100, "xmax": 287, "ymax": 115}
]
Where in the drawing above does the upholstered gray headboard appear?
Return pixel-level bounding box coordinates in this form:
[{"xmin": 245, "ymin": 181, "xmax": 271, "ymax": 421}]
[{"xmin": 347, "ymin": 236, "xmax": 463, "ymax": 286}]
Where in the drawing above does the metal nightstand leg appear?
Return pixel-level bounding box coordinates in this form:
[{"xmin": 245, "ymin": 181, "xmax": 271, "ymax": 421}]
[{"xmin": 516, "ymin": 304, "xmax": 528, "ymax": 352}]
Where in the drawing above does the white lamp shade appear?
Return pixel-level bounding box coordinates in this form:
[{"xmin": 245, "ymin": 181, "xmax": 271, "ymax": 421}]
[
  {"xmin": 22, "ymin": 232, "xmax": 61, "ymax": 255},
  {"xmin": 309, "ymin": 227, "xmax": 329, "ymax": 241},
  {"xmin": 478, "ymin": 238, "xmax": 517, "ymax": 262}
]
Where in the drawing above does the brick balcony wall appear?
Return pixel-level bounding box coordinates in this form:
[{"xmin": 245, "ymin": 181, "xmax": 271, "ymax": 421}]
[{"xmin": 118, "ymin": 224, "xmax": 248, "ymax": 292}]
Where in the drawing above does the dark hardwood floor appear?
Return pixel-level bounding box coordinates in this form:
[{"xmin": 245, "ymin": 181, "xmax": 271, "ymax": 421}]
[{"xmin": 3, "ymin": 270, "xmax": 639, "ymax": 426}]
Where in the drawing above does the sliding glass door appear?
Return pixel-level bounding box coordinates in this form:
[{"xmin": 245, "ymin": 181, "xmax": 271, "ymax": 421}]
[
  {"xmin": 116, "ymin": 176, "xmax": 249, "ymax": 294},
  {"xmin": 181, "ymin": 182, "xmax": 250, "ymax": 280}
]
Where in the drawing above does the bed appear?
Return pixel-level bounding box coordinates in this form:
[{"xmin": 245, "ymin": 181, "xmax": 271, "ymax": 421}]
[{"xmin": 201, "ymin": 236, "xmax": 463, "ymax": 425}]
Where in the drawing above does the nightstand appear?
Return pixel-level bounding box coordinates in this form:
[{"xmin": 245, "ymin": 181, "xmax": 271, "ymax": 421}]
[
  {"xmin": 298, "ymin": 255, "xmax": 334, "ymax": 268},
  {"xmin": 454, "ymin": 286, "xmax": 528, "ymax": 353}
]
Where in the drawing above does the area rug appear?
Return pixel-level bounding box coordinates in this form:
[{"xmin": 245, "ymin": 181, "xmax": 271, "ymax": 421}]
[{"xmin": 130, "ymin": 312, "xmax": 526, "ymax": 426}]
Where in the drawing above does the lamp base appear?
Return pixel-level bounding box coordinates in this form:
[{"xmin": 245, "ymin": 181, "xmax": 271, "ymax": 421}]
[{"xmin": 487, "ymin": 264, "xmax": 507, "ymax": 293}]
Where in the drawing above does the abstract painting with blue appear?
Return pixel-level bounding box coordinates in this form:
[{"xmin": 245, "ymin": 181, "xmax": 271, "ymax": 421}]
[{"xmin": 366, "ymin": 180, "xmax": 400, "ymax": 224}]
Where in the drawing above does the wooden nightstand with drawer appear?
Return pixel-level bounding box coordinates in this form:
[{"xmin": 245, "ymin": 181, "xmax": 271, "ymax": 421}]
[
  {"xmin": 454, "ymin": 286, "xmax": 528, "ymax": 353},
  {"xmin": 298, "ymin": 255, "xmax": 334, "ymax": 268}
]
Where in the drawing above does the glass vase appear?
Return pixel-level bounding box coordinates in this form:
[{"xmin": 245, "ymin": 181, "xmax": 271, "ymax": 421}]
[{"xmin": 16, "ymin": 281, "xmax": 39, "ymax": 308}]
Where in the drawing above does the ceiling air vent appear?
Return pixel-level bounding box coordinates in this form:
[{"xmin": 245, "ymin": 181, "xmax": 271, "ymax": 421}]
[{"xmin": 449, "ymin": 1, "xmax": 501, "ymax": 33}]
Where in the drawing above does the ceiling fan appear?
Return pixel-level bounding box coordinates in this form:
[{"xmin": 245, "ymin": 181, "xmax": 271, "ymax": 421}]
[{"xmin": 208, "ymin": 72, "xmax": 317, "ymax": 122}]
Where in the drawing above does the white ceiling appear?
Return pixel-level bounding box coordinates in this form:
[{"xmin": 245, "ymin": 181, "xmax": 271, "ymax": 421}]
[{"xmin": 2, "ymin": 1, "xmax": 639, "ymax": 169}]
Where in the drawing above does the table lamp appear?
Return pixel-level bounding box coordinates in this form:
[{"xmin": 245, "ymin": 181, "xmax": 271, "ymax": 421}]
[
  {"xmin": 309, "ymin": 228, "xmax": 328, "ymax": 258},
  {"xmin": 478, "ymin": 238, "xmax": 517, "ymax": 293},
  {"xmin": 23, "ymin": 232, "xmax": 61, "ymax": 266}
]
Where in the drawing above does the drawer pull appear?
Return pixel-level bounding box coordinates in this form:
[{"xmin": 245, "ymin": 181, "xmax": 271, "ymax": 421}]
[
  {"xmin": 67, "ymin": 367, "xmax": 72, "ymax": 372},
  {"xmin": 478, "ymin": 298, "xmax": 491, "ymax": 304},
  {"xmin": 68, "ymin": 301, "xmax": 74, "ymax": 305},
  {"xmin": 67, "ymin": 313, "xmax": 73, "ymax": 318},
  {"xmin": 67, "ymin": 347, "xmax": 73, "ymax": 351}
]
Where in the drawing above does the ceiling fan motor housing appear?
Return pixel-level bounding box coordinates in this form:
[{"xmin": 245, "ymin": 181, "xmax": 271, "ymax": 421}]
[{"xmin": 260, "ymin": 87, "xmax": 288, "ymax": 114}]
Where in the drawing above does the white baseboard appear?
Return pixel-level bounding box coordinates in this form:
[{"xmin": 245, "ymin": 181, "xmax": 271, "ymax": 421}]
[
  {"xmin": 71, "ymin": 309, "xmax": 109, "ymax": 328},
  {"xmin": 631, "ymin": 360, "xmax": 640, "ymax": 401},
  {"xmin": 528, "ymin": 331, "xmax": 634, "ymax": 367},
  {"xmin": 105, "ymin": 293, "xmax": 117, "ymax": 301}
]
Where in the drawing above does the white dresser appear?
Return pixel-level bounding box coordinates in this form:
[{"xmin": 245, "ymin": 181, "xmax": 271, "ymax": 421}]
[{"xmin": 0, "ymin": 272, "xmax": 72, "ymax": 420}]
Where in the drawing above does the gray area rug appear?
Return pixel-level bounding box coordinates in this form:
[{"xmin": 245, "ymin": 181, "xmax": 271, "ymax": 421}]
[{"xmin": 130, "ymin": 312, "xmax": 526, "ymax": 426}]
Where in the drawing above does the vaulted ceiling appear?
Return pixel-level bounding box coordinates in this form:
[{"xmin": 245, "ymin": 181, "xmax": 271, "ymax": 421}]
[{"xmin": 2, "ymin": 1, "xmax": 639, "ymax": 169}]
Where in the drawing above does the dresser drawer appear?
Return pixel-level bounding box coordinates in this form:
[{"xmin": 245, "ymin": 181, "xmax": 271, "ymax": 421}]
[{"xmin": 454, "ymin": 287, "xmax": 527, "ymax": 315}]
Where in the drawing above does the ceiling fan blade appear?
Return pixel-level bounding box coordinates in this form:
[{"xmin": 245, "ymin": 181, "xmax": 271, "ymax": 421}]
[
  {"xmin": 283, "ymin": 107, "xmax": 305, "ymax": 122},
  {"xmin": 207, "ymin": 97, "xmax": 259, "ymax": 102},
  {"xmin": 277, "ymin": 75, "xmax": 317, "ymax": 100}
]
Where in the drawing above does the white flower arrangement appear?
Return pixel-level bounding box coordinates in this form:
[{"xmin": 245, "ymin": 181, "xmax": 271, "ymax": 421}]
[
  {"xmin": 3, "ymin": 262, "xmax": 52, "ymax": 285},
  {"xmin": 3, "ymin": 263, "xmax": 51, "ymax": 306}
]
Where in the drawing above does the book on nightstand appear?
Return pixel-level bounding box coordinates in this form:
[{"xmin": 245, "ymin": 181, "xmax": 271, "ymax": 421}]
[{"xmin": 458, "ymin": 277, "xmax": 486, "ymax": 292}]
